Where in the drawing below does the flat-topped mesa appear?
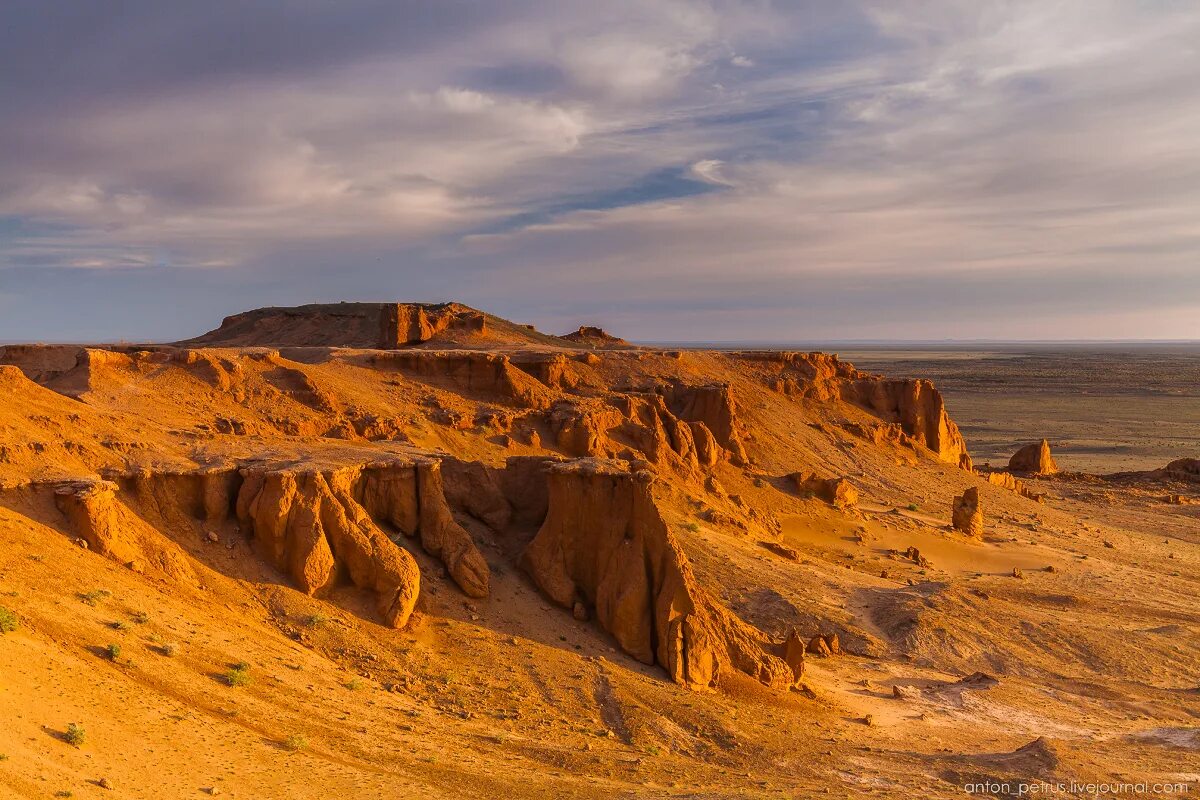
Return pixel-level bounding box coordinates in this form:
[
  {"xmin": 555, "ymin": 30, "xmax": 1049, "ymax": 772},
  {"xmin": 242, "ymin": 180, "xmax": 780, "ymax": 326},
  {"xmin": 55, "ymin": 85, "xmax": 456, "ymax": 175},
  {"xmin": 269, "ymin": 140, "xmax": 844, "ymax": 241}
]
[
  {"xmin": 559, "ymin": 325, "xmax": 630, "ymax": 348},
  {"xmin": 179, "ymin": 302, "xmax": 495, "ymax": 349},
  {"xmin": 521, "ymin": 458, "xmax": 801, "ymax": 690}
]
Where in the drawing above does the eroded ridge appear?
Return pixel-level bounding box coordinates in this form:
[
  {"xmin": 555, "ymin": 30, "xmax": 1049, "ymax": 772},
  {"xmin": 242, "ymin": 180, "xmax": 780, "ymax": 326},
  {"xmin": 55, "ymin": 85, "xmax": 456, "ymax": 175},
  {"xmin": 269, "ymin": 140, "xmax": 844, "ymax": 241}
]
[{"xmin": 522, "ymin": 458, "xmax": 802, "ymax": 690}]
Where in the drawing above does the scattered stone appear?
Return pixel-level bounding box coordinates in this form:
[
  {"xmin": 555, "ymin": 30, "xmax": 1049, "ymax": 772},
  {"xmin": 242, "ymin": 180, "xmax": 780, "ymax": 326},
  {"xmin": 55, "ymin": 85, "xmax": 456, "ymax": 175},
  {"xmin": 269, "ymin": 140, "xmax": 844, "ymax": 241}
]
[
  {"xmin": 902, "ymin": 546, "xmax": 931, "ymax": 568},
  {"xmin": 572, "ymin": 601, "xmax": 589, "ymax": 622},
  {"xmin": 99, "ymin": 778, "xmax": 114, "ymax": 790},
  {"xmin": 863, "ymin": 714, "xmax": 875, "ymax": 727},
  {"xmin": 1011, "ymin": 567, "xmax": 1023, "ymax": 579},
  {"xmin": 205, "ymin": 530, "xmax": 220, "ymax": 543},
  {"xmin": 1103, "ymin": 540, "xmax": 1115, "ymax": 549}
]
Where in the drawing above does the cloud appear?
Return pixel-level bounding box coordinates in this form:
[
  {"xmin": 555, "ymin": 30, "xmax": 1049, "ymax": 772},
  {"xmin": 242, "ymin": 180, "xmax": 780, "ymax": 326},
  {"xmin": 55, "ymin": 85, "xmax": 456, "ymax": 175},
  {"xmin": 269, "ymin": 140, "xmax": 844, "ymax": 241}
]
[{"xmin": 2, "ymin": 1, "xmax": 1199, "ymax": 340}]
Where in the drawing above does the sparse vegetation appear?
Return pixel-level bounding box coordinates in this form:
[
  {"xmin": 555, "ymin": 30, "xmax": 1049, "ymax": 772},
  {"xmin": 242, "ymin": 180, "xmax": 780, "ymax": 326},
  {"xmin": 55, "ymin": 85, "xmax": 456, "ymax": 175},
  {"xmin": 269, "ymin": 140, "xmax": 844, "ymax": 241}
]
[
  {"xmin": 225, "ymin": 662, "xmax": 252, "ymax": 687},
  {"xmin": 65, "ymin": 723, "xmax": 86, "ymax": 748},
  {"xmin": 79, "ymin": 589, "xmax": 111, "ymax": 606},
  {"xmin": 303, "ymin": 613, "xmax": 328, "ymax": 628},
  {"xmin": 907, "ymin": 503, "xmax": 919, "ymax": 511},
  {"xmin": 284, "ymin": 734, "xmax": 309, "ymax": 752},
  {"xmin": 105, "ymin": 643, "xmax": 122, "ymax": 661},
  {"xmin": 131, "ymin": 610, "xmax": 149, "ymax": 624},
  {"xmin": 162, "ymin": 642, "xmax": 179, "ymax": 657},
  {"xmin": 111, "ymin": 620, "xmax": 129, "ymax": 630},
  {"xmin": 0, "ymin": 606, "xmax": 17, "ymax": 634},
  {"xmin": 344, "ymin": 678, "xmax": 362, "ymax": 691},
  {"xmin": 681, "ymin": 521, "xmax": 700, "ymax": 532}
]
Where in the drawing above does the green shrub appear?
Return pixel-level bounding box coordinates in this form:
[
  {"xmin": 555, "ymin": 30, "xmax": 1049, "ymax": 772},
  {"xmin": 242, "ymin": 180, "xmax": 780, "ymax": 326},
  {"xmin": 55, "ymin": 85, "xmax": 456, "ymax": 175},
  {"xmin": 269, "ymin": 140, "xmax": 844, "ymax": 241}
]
[
  {"xmin": 303, "ymin": 613, "xmax": 328, "ymax": 628},
  {"xmin": 284, "ymin": 734, "xmax": 308, "ymax": 752},
  {"xmin": 65, "ymin": 723, "xmax": 86, "ymax": 748},
  {"xmin": 225, "ymin": 662, "xmax": 251, "ymax": 687},
  {"xmin": 79, "ymin": 589, "xmax": 111, "ymax": 606},
  {"xmin": 0, "ymin": 606, "xmax": 17, "ymax": 634},
  {"xmin": 105, "ymin": 643, "xmax": 121, "ymax": 661}
]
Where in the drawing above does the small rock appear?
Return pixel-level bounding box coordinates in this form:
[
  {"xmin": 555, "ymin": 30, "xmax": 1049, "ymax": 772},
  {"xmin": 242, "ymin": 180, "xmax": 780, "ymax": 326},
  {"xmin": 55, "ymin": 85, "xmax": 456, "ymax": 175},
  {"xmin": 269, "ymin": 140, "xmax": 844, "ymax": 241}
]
[
  {"xmin": 1012, "ymin": 567, "xmax": 1023, "ymax": 579},
  {"xmin": 74, "ymin": 537, "xmax": 89, "ymax": 549},
  {"xmin": 206, "ymin": 531, "xmax": 220, "ymax": 543},
  {"xmin": 1103, "ymin": 540, "xmax": 1115, "ymax": 549},
  {"xmin": 99, "ymin": 778, "xmax": 114, "ymax": 790},
  {"xmin": 863, "ymin": 714, "xmax": 875, "ymax": 727},
  {"xmin": 572, "ymin": 601, "xmax": 589, "ymax": 622}
]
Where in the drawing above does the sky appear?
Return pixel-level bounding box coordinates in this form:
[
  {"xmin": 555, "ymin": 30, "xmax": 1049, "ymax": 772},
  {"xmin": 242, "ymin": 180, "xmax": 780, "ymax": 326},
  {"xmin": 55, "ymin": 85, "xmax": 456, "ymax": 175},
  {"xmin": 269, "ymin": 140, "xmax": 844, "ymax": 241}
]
[{"xmin": 2, "ymin": 1, "xmax": 1199, "ymax": 343}]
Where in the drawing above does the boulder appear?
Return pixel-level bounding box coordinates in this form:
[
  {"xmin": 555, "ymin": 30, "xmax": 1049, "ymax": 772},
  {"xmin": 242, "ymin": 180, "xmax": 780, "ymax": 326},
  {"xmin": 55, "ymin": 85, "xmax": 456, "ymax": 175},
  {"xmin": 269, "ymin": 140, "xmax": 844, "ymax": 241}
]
[
  {"xmin": 1008, "ymin": 440, "xmax": 1058, "ymax": 475},
  {"xmin": 789, "ymin": 472, "xmax": 858, "ymax": 509}
]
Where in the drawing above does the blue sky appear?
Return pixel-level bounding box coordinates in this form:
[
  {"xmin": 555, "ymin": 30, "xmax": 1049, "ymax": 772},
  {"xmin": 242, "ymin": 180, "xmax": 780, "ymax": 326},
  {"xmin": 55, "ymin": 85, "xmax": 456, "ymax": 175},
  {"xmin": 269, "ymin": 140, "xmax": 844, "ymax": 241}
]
[{"xmin": 2, "ymin": 1, "xmax": 1199, "ymax": 341}]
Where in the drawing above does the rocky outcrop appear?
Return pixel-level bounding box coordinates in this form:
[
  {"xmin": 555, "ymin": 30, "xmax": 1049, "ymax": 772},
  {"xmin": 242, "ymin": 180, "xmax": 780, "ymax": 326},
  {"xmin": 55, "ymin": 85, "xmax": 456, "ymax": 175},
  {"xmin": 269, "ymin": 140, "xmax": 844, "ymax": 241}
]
[
  {"xmin": 985, "ymin": 471, "xmax": 1044, "ymax": 502},
  {"xmin": 380, "ymin": 303, "xmax": 486, "ymax": 347},
  {"xmin": 1160, "ymin": 458, "xmax": 1200, "ymax": 482},
  {"xmin": 660, "ymin": 383, "xmax": 749, "ymax": 466},
  {"xmin": 952, "ymin": 487, "xmax": 984, "ymax": 537},
  {"xmin": 1009, "ymin": 440, "xmax": 1058, "ymax": 475},
  {"xmin": 788, "ymin": 472, "xmax": 858, "ymax": 509},
  {"xmin": 52, "ymin": 479, "xmax": 196, "ymax": 581},
  {"xmin": 750, "ymin": 352, "xmax": 970, "ymax": 467},
  {"xmin": 371, "ymin": 351, "xmax": 552, "ymax": 409},
  {"xmin": 807, "ymin": 633, "xmax": 841, "ymax": 657},
  {"xmin": 546, "ymin": 394, "xmax": 730, "ymax": 475},
  {"xmin": 845, "ymin": 378, "xmax": 970, "ymax": 468},
  {"xmin": 521, "ymin": 459, "xmax": 792, "ymax": 690}
]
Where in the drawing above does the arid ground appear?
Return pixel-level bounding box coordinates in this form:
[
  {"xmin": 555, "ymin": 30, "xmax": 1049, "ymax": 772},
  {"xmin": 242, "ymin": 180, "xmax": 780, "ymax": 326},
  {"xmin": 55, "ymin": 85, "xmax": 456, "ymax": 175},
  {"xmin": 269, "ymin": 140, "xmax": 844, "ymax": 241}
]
[{"xmin": 0, "ymin": 303, "xmax": 1196, "ymax": 799}]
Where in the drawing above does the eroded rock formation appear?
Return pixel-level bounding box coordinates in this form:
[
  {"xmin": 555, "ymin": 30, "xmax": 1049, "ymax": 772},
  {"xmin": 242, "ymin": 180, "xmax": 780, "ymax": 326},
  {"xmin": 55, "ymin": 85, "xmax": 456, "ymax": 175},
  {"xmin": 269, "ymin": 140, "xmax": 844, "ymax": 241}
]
[
  {"xmin": 235, "ymin": 464, "xmax": 422, "ymax": 626},
  {"xmin": 52, "ymin": 479, "xmax": 196, "ymax": 581},
  {"xmin": 520, "ymin": 459, "xmax": 793, "ymax": 690},
  {"xmin": 952, "ymin": 487, "xmax": 984, "ymax": 537},
  {"xmin": 1009, "ymin": 440, "xmax": 1058, "ymax": 475},
  {"xmin": 750, "ymin": 351, "xmax": 970, "ymax": 467}
]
